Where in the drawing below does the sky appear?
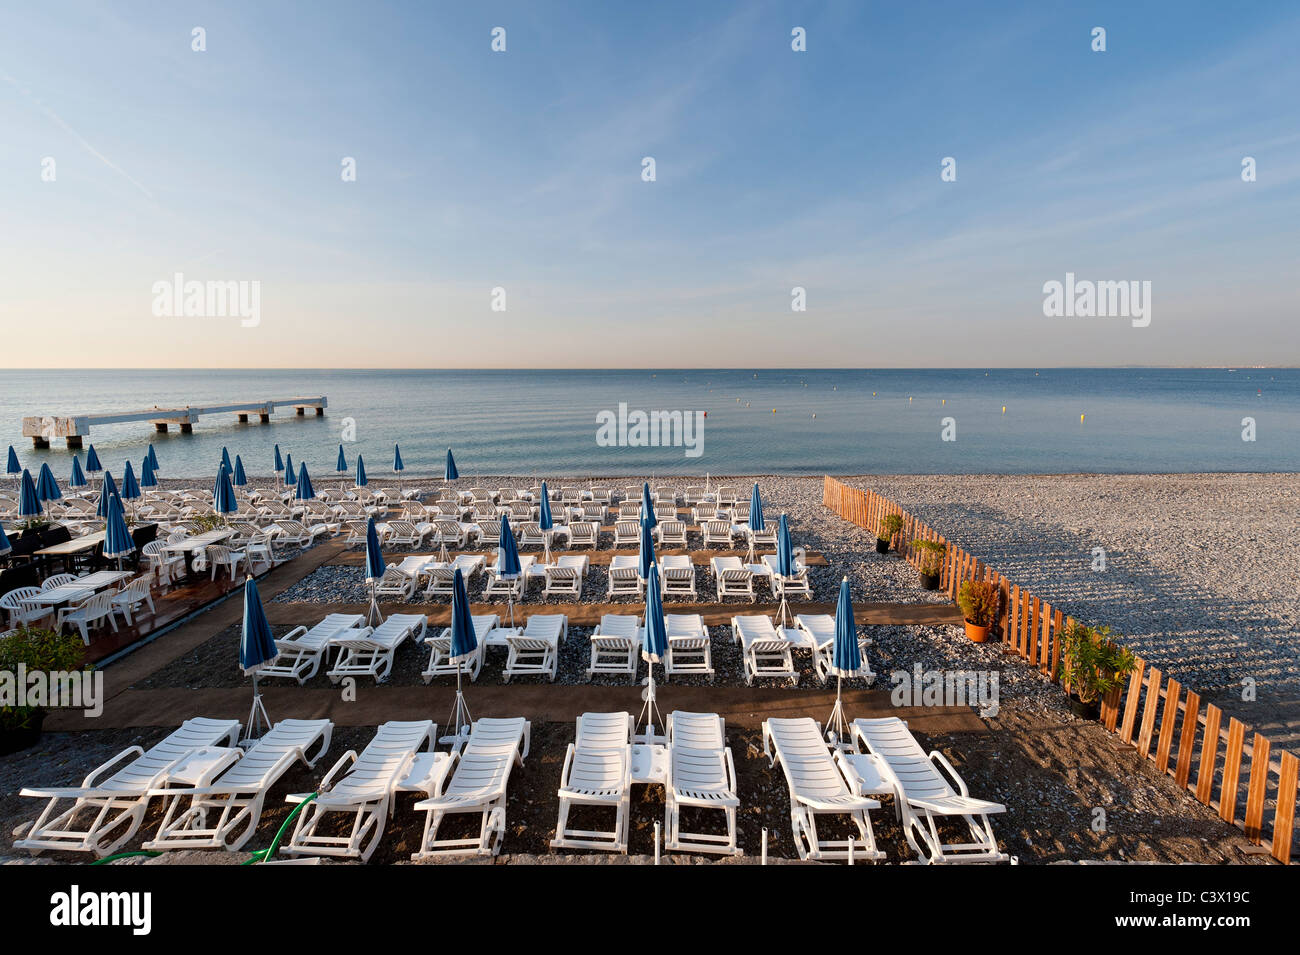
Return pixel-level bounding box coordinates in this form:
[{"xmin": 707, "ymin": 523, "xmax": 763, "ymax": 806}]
[{"xmin": 1, "ymin": 0, "xmax": 1297, "ymax": 369}]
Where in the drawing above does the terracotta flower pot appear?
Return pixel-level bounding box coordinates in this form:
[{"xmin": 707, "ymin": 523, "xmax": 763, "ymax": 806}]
[{"xmin": 964, "ymin": 620, "xmax": 991, "ymax": 643}]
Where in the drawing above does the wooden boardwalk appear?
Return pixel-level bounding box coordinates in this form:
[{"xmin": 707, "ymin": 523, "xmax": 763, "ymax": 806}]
[{"xmin": 57, "ymin": 537, "xmax": 962, "ymax": 729}]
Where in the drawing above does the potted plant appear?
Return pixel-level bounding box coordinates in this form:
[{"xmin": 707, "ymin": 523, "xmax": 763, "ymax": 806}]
[
  {"xmin": 0, "ymin": 626, "xmax": 88, "ymax": 756},
  {"xmin": 876, "ymin": 514, "xmax": 903, "ymax": 553},
  {"xmin": 1055, "ymin": 622, "xmax": 1136, "ymax": 720},
  {"xmin": 957, "ymin": 580, "xmax": 999, "ymax": 642},
  {"xmin": 911, "ymin": 539, "xmax": 945, "ymax": 590}
]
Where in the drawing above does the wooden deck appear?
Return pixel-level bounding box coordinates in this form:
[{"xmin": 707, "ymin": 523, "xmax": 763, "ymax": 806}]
[
  {"xmin": 326, "ymin": 547, "xmax": 830, "ymax": 568},
  {"xmin": 50, "ymin": 537, "xmax": 963, "ymax": 730}
]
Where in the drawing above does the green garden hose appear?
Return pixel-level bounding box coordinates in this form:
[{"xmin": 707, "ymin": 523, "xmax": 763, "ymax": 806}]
[
  {"xmin": 241, "ymin": 792, "xmax": 317, "ymax": 865},
  {"xmin": 86, "ymin": 792, "xmax": 319, "ymax": 866}
]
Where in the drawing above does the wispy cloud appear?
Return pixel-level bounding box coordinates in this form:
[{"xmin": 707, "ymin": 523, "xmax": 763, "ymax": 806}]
[{"xmin": 2, "ymin": 71, "xmax": 155, "ymax": 201}]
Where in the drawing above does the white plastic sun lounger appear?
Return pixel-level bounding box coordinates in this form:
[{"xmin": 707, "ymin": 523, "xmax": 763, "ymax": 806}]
[
  {"xmin": 412, "ymin": 716, "xmax": 531, "ymax": 859},
  {"xmin": 659, "ymin": 553, "xmax": 697, "ymax": 599},
  {"xmin": 551, "ymin": 712, "xmax": 634, "ymax": 852},
  {"xmin": 664, "ymin": 614, "xmax": 714, "ymax": 682},
  {"xmin": 851, "ymin": 717, "xmax": 1008, "ymax": 864},
  {"xmin": 607, "ymin": 554, "xmax": 644, "ymax": 597},
  {"xmin": 327, "ymin": 614, "xmax": 427, "ymax": 684},
  {"xmin": 762, "ymin": 554, "xmax": 813, "ymax": 599},
  {"xmin": 143, "ymin": 719, "xmax": 333, "ymax": 852},
  {"xmin": 731, "ymin": 615, "xmax": 796, "ymax": 685},
  {"xmin": 664, "ymin": 711, "xmax": 739, "ymax": 855},
  {"xmin": 711, "ymin": 556, "xmax": 754, "ymax": 601},
  {"xmin": 762, "ymin": 717, "xmax": 884, "ymax": 863},
  {"xmin": 542, "ymin": 564, "xmax": 582, "ymax": 599},
  {"xmin": 422, "ymin": 613, "xmax": 500, "ymax": 683},
  {"xmin": 587, "ymin": 614, "xmax": 640, "ymax": 682},
  {"xmin": 259, "ymin": 613, "xmax": 366, "ymax": 684},
  {"xmin": 502, "ymin": 614, "xmax": 567, "ymax": 682},
  {"xmin": 797, "ymin": 613, "xmax": 875, "ymax": 685},
  {"xmin": 372, "ymin": 567, "xmax": 418, "ymax": 600},
  {"xmin": 483, "ymin": 555, "xmax": 535, "ymax": 600},
  {"xmin": 283, "ymin": 720, "xmax": 436, "ymax": 862},
  {"xmin": 15, "ymin": 717, "xmax": 242, "ymax": 857}
]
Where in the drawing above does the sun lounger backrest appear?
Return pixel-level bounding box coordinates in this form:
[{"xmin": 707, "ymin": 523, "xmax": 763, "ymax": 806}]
[
  {"xmin": 598, "ymin": 614, "xmax": 639, "ymax": 638},
  {"xmin": 797, "ymin": 614, "xmax": 835, "ymax": 642},
  {"xmin": 666, "ymin": 614, "xmax": 704, "ymax": 637},
  {"xmin": 766, "ymin": 717, "xmax": 852, "ymax": 802},
  {"xmin": 669, "ymin": 711, "xmax": 724, "ymax": 750},
  {"xmin": 103, "ymin": 718, "xmax": 241, "ymax": 791},
  {"xmin": 575, "ymin": 712, "xmax": 632, "ymax": 749},
  {"xmin": 853, "ymin": 718, "xmax": 958, "ymax": 802},
  {"xmin": 327, "ymin": 720, "xmax": 433, "ymax": 799},
  {"xmin": 216, "ymin": 719, "xmax": 330, "ymax": 788},
  {"xmin": 441, "ymin": 718, "xmax": 527, "ymax": 799},
  {"xmin": 733, "ymin": 615, "xmax": 777, "ymax": 642}
]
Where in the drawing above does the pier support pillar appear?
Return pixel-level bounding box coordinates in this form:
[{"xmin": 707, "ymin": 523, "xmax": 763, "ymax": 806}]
[
  {"xmin": 237, "ymin": 413, "xmax": 249, "ymax": 423},
  {"xmin": 31, "ymin": 436, "xmax": 49, "ymax": 449},
  {"xmin": 180, "ymin": 423, "xmax": 193, "ymax": 434},
  {"xmin": 296, "ymin": 407, "xmax": 305, "ymax": 416},
  {"xmin": 259, "ymin": 413, "xmax": 270, "ymax": 423},
  {"xmin": 155, "ymin": 423, "xmax": 168, "ymax": 433},
  {"xmin": 315, "ymin": 407, "xmax": 324, "ymax": 416},
  {"xmin": 65, "ymin": 436, "xmax": 83, "ymax": 450}
]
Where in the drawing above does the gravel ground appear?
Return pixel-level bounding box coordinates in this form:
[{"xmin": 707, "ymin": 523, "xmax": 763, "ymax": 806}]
[
  {"xmin": 271, "ymin": 474, "xmax": 945, "ymax": 608},
  {"xmin": 847, "ymin": 473, "xmax": 1300, "ymax": 743},
  {"xmin": 0, "ymin": 720, "xmax": 1265, "ymax": 866},
  {"xmin": 4, "ymin": 472, "xmax": 1288, "ymax": 865}
]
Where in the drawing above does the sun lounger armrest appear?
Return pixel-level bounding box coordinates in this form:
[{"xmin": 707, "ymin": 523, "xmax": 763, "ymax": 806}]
[
  {"xmin": 81, "ymin": 745, "xmax": 146, "ymax": 787},
  {"xmin": 20, "ymin": 784, "xmax": 147, "ymax": 800},
  {"xmin": 760, "ymin": 723, "xmax": 777, "ymax": 766},
  {"xmin": 279, "ymin": 625, "xmax": 309, "ymax": 643},
  {"xmin": 146, "ymin": 782, "xmax": 269, "ymax": 797},
  {"xmin": 558, "ymin": 742, "xmax": 575, "ymax": 787},
  {"xmin": 723, "ymin": 746, "xmax": 738, "ymax": 792},
  {"xmin": 928, "ymin": 750, "xmax": 970, "ymax": 798},
  {"xmin": 315, "ymin": 749, "xmax": 359, "ymax": 792}
]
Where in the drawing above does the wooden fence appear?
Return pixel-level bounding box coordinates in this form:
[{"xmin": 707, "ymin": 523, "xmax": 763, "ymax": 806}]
[{"xmin": 823, "ymin": 475, "xmax": 1298, "ymax": 864}]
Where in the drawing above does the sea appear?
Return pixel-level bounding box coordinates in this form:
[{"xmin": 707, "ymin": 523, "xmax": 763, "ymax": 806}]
[{"xmin": 2, "ymin": 368, "xmax": 1297, "ymax": 480}]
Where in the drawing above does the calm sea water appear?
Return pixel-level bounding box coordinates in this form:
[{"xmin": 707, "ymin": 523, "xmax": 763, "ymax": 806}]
[{"xmin": 2, "ymin": 368, "xmax": 1297, "ymax": 479}]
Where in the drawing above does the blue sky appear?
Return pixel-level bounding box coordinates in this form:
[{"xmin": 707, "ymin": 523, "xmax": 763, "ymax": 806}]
[{"xmin": 1, "ymin": 0, "xmax": 1297, "ymax": 367}]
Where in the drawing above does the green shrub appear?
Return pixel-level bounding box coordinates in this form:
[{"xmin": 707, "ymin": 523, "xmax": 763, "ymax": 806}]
[
  {"xmin": 958, "ymin": 580, "xmax": 999, "ymax": 627},
  {"xmin": 1055, "ymin": 622, "xmax": 1136, "ymax": 705},
  {"xmin": 878, "ymin": 513, "xmax": 904, "ymax": 543},
  {"xmin": 0, "ymin": 626, "xmax": 91, "ymax": 732},
  {"xmin": 187, "ymin": 513, "xmax": 224, "ymax": 532},
  {"xmin": 911, "ymin": 539, "xmax": 946, "ymax": 576}
]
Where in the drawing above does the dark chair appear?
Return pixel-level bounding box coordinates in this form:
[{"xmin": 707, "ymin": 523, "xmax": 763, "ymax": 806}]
[
  {"xmin": 0, "ymin": 562, "xmax": 40, "ymax": 597},
  {"xmin": 38, "ymin": 525, "xmax": 72, "ymax": 549},
  {"xmin": 12, "ymin": 530, "xmax": 41, "ymax": 560},
  {"xmin": 85, "ymin": 541, "xmax": 109, "ymax": 573}
]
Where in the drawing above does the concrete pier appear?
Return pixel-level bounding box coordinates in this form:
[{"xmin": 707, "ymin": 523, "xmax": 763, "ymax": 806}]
[{"xmin": 23, "ymin": 396, "xmax": 327, "ymax": 448}]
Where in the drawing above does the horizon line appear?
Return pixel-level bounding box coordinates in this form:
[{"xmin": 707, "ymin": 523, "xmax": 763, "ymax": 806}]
[{"xmin": 0, "ymin": 365, "xmax": 1293, "ymax": 372}]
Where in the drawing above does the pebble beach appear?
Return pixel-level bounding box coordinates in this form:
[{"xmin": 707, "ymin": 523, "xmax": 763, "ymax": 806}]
[{"xmin": 3, "ymin": 470, "xmax": 1295, "ymax": 864}]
